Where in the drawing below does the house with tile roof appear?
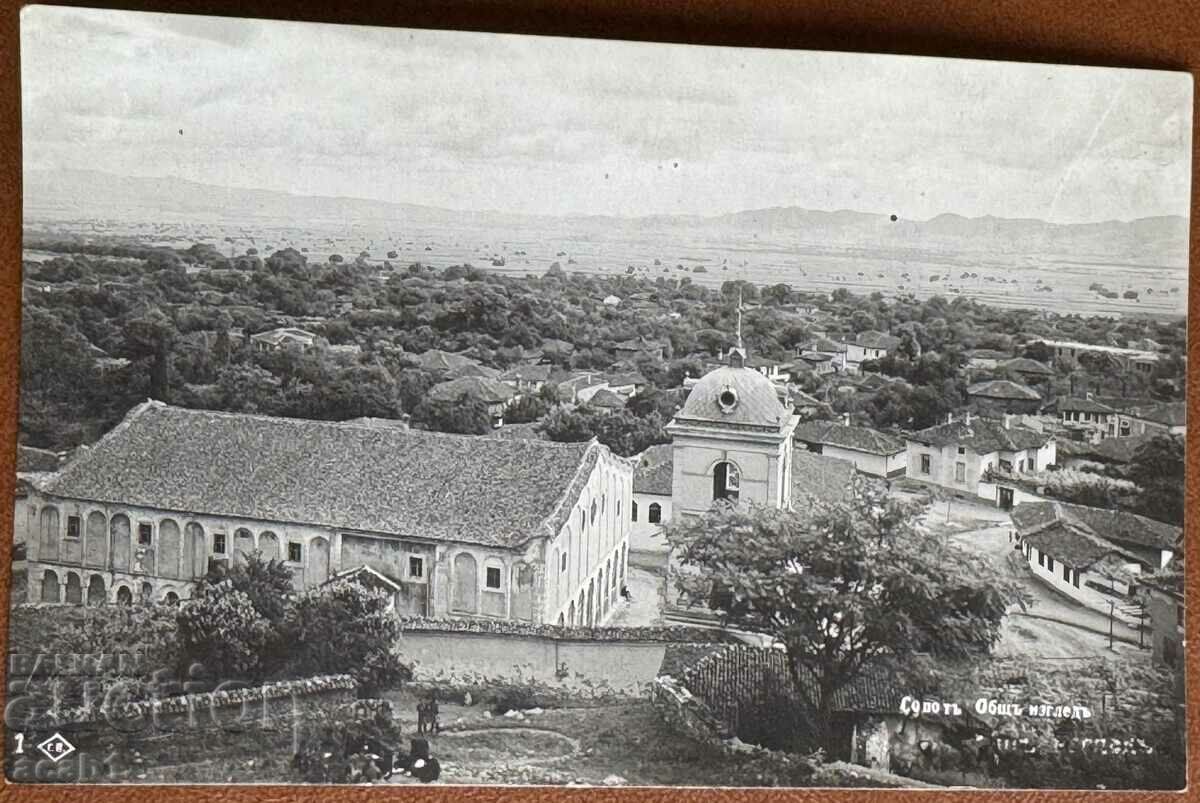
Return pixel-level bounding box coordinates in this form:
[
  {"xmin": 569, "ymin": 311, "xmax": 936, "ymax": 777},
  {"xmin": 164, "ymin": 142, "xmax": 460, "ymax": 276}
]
[
  {"xmin": 586, "ymin": 388, "xmax": 628, "ymax": 413},
  {"xmin": 17, "ymin": 401, "xmax": 634, "ymax": 627},
  {"xmin": 792, "ymin": 416, "xmax": 906, "ymax": 478},
  {"xmin": 427, "ymin": 376, "xmax": 517, "ymax": 427},
  {"xmin": 630, "ymin": 446, "xmax": 674, "ymax": 566},
  {"xmin": 905, "ymin": 413, "xmax": 1056, "ymax": 507},
  {"xmin": 1012, "ymin": 500, "xmax": 1180, "ymax": 625},
  {"xmin": 1117, "ymin": 401, "xmax": 1186, "ymax": 437},
  {"xmin": 498, "ymin": 363, "xmax": 552, "ymax": 395},
  {"xmin": 1049, "ymin": 395, "xmax": 1118, "ymax": 442},
  {"xmin": 966, "ymin": 379, "xmax": 1043, "ymax": 415},
  {"xmin": 249, "ymin": 327, "xmax": 327, "ymax": 354},
  {"xmin": 415, "ymin": 349, "xmax": 500, "ymax": 381},
  {"xmin": 845, "ymin": 331, "xmax": 901, "ymax": 369},
  {"xmin": 999, "ymin": 356, "xmax": 1055, "ymax": 384}
]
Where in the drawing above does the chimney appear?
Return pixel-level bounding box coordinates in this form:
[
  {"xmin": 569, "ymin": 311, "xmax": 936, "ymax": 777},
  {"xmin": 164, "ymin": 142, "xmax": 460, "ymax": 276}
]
[{"xmin": 964, "ymin": 411, "xmax": 972, "ymax": 426}]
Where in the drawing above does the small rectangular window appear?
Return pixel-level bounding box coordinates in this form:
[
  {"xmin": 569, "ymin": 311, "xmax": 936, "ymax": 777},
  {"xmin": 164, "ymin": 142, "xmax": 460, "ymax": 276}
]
[
  {"xmin": 1062, "ymin": 564, "xmax": 1070, "ymax": 582},
  {"xmin": 957, "ymin": 446, "xmax": 965, "ymax": 455},
  {"xmin": 920, "ymin": 454, "xmax": 931, "ymax": 474},
  {"xmin": 66, "ymin": 515, "xmax": 81, "ymax": 539},
  {"xmin": 1047, "ymin": 556, "xmax": 1055, "ymax": 572},
  {"xmin": 560, "ymin": 552, "xmax": 568, "ymax": 572},
  {"xmin": 288, "ymin": 542, "xmax": 302, "ymax": 563},
  {"xmin": 409, "ymin": 555, "xmax": 424, "ymax": 579},
  {"xmin": 955, "ymin": 462, "xmax": 966, "ymax": 483},
  {"xmin": 137, "ymin": 523, "xmax": 153, "ymax": 545},
  {"xmin": 1038, "ymin": 551, "xmax": 1045, "ymax": 567},
  {"xmin": 486, "ymin": 566, "xmax": 502, "ymax": 590},
  {"xmin": 213, "ymin": 533, "xmax": 227, "ymax": 554},
  {"xmin": 1072, "ymin": 570, "xmax": 1080, "ymax": 588}
]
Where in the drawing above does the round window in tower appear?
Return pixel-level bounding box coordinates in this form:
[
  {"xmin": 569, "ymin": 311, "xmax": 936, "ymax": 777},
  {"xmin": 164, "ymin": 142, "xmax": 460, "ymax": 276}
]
[{"xmin": 718, "ymin": 385, "xmax": 738, "ymax": 413}]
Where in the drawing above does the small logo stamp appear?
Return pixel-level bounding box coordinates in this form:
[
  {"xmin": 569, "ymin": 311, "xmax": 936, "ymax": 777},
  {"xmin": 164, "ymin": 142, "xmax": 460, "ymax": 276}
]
[{"xmin": 36, "ymin": 732, "xmax": 76, "ymax": 764}]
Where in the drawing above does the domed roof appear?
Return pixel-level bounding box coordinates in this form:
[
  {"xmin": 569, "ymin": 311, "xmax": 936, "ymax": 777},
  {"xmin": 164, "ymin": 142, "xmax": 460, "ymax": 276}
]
[{"xmin": 674, "ymin": 356, "xmax": 790, "ymax": 429}]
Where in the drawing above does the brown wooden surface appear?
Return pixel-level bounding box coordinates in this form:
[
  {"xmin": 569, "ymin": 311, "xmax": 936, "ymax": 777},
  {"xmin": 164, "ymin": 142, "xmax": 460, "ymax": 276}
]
[{"xmin": 0, "ymin": 0, "xmax": 1197, "ymax": 800}]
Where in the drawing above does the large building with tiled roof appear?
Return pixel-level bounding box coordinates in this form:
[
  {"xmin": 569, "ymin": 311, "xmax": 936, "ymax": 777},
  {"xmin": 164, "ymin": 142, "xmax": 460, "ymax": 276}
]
[
  {"xmin": 966, "ymin": 379, "xmax": 1043, "ymax": 415},
  {"xmin": 16, "ymin": 401, "xmax": 633, "ymax": 626},
  {"xmin": 792, "ymin": 417, "xmax": 906, "ymax": 478},
  {"xmin": 905, "ymin": 412, "xmax": 1056, "ymax": 506}
]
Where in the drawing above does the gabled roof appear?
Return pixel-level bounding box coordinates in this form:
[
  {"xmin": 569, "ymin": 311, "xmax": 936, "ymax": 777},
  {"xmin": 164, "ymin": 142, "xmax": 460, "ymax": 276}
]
[
  {"xmin": 606, "ymin": 371, "xmax": 648, "ymax": 387},
  {"xmin": 427, "ymin": 376, "xmax": 516, "ymax": 405},
  {"xmin": 1054, "ymin": 396, "xmax": 1117, "ymax": 414},
  {"xmin": 499, "ymin": 364, "xmax": 552, "ymax": 383},
  {"xmin": 415, "ymin": 349, "xmax": 497, "ymax": 378},
  {"xmin": 44, "ymin": 402, "xmax": 602, "ymax": 550},
  {"xmin": 633, "ymin": 454, "xmax": 674, "ymax": 496},
  {"xmin": 967, "ymin": 349, "xmax": 1012, "ymax": 361},
  {"xmin": 17, "ymin": 445, "xmax": 63, "ymax": 474},
  {"xmin": 909, "ymin": 417, "xmax": 1051, "ymax": 453},
  {"xmin": 792, "ymin": 421, "xmax": 905, "ymax": 456},
  {"xmin": 325, "ymin": 564, "xmax": 404, "ymax": 592},
  {"xmin": 967, "ymin": 379, "xmax": 1041, "ymax": 401},
  {"xmin": 1127, "ymin": 401, "xmax": 1186, "ymax": 428},
  {"xmin": 854, "ymin": 331, "xmax": 901, "ymax": 350},
  {"xmin": 1001, "ymin": 357, "xmax": 1055, "ymax": 376},
  {"xmin": 587, "ymin": 388, "xmax": 628, "ymax": 409},
  {"xmin": 1012, "ymin": 500, "xmax": 1180, "ymax": 552},
  {"xmin": 1021, "ymin": 524, "xmax": 1132, "ymax": 572},
  {"xmin": 802, "ymin": 337, "xmax": 847, "ymax": 354},
  {"xmin": 791, "ymin": 450, "xmax": 856, "ymax": 508},
  {"xmin": 250, "ymin": 327, "xmax": 317, "ymax": 345}
]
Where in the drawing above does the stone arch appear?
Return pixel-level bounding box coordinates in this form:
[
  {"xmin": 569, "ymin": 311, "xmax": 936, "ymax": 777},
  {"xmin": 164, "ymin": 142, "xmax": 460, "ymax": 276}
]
[
  {"xmin": 598, "ymin": 567, "xmax": 606, "ymax": 614},
  {"xmin": 557, "ymin": 613, "xmax": 565, "ymax": 627},
  {"xmin": 163, "ymin": 590, "xmax": 180, "ymax": 605},
  {"xmin": 568, "ymin": 600, "xmax": 576, "ymax": 626},
  {"xmin": 305, "ymin": 536, "xmax": 330, "ymax": 588},
  {"xmin": 648, "ymin": 502, "xmax": 662, "ymax": 523},
  {"xmin": 159, "ymin": 519, "xmax": 182, "ymax": 579},
  {"xmin": 86, "ymin": 574, "xmax": 106, "ymax": 606},
  {"xmin": 115, "ymin": 585, "xmax": 132, "ymax": 606},
  {"xmin": 184, "ymin": 522, "xmax": 206, "ymax": 578},
  {"xmin": 84, "ymin": 511, "xmax": 107, "ymax": 568},
  {"xmin": 586, "ymin": 579, "xmax": 596, "ymax": 626},
  {"xmin": 38, "ymin": 506, "xmax": 60, "ymax": 563},
  {"xmin": 511, "ymin": 562, "xmax": 535, "ymax": 622},
  {"xmin": 452, "ymin": 552, "xmax": 478, "ymax": 614},
  {"xmin": 110, "ymin": 514, "xmax": 132, "ymax": 572},
  {"xmin": 712, "ymin": 460, "xmax": 742, "ymax": 502},
  {"xmin": 620, "ymin": 544, "xmax": 627, "ymax": 581},
  {"xmin": 40, "ymin": 569, "xmax": 60, "ymax": 603},
  {"xmin": 258, "ymin": 531, "xmax": 280, "ymax": 562},
  {"xmin": 234, "ymin": 528, "xmax": 255, "ymax": 560},
  {"xmin": 65, "ymin": 572, "xmax": 83, "ymax": 605}
]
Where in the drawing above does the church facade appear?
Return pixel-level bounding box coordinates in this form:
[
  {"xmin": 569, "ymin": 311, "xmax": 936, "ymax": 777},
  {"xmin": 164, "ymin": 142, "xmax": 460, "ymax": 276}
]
[{"xmin": 15, "ymin": 401, "xmax": 633, "ymax": 627}]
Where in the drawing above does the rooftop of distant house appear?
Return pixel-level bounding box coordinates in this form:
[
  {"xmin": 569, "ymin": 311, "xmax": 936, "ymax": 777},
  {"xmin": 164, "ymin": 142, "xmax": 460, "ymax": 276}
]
[
  {"xmin": 853, "ymin": 331, "xmax": 901, "ymax": 350},
  {"xmin": 791, "ymin": 450, "xmax": 857, "ymax": 509},
  {"xmin": 499, "ymin": 364, "xmax": 552, "ymax": 383},
  {"xmin": 427, "ymin": 375, "xmax": 516, "ymax": 405},
  {"xmin": 249, "ymin": 327, "xmax": 319, "ymax": 344},
  {"xmin": 587, "ymin": 388, "xmax": 628, "ymax": 410},
  {"xmin": 908, "ymin": 415, "xmax": 1051, "ymax": 453},
  {"xmin": 42, "ymin": 401, "xmax": 604, "ymax": 550},
  {"xmin": 966, "ymin": 379, "xmax": 1042, "ymax": 401},
  {"xmin": 1012, "ymin": 499, "xmax": 1180, "ymax": 556},
  {"xmin": 1054, "ymin": 396, "xmax": 1117, "ymax": 415},
  {"xmin": 1000, "ymin": 357, "xmax": 1055, "ymax": 375},
  {"xmin": 1033, "ymin": 339, "xmax": 1159, "ymax": 360},
  {"xmin": 793, "ymin": 419, "xmax": 905, "ymax": 456},
  {"xmin": 1126, "ymin": 401, "xmax": 1186, "ymax": 427}
]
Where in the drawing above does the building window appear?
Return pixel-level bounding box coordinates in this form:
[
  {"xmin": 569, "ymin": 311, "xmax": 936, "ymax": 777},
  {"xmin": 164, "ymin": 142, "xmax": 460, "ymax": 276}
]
[
  {"xmin": 213, "ymin": 533, "xmax": 227, "ymax": 554},
  {"xmin": 1072, "ymin": 570, "xmax": 1080, "ymax": 588},
  {"xmin": 409, "ymin": 555, "xmax": 424, "ymax": 580},
  {"xmin": 579, "ymin": 510, "xmax": 585, "ymax": 530},
  {"xmin": 287, "ymin": 542, "xmax": 302, "ymax": 563},
  {"xmin": 66, "ymin": 515, "xmax": 81, "ymax": 539},
  {"xmin": 1062, "ymin": 564, "xmax": 1070, "ymax": 582},
  {"xmin": 955, "ymin": 462, "xmax": 966, "ymax": 483},
  {"xmin": 590, "ymin": 501, "xmax": 598, "ymax": 524},
  {"xmin": 1177, "ymin": 604, "xmax": 1184, "ymax": 628},
  {"xmin": 632, "ymin": 500, "xmax": 638, "ymax": 522},
  {"xmin": 1047, "ymin": 556, "xmax": 1055, "ymax": 572},
  {"xmin": 485, "ymin": 566, "xmax": 502, "ymax": 590},
  {"xmin": 920, "ymin": 454, "xmax": 931, "ymax": 474},
  {"xmin": 137, "ymin": 523, "xmax": 153, "ymax": 545},
  {"xmin": 648, "ymin": 503, "xmax": 662, "ymax": 524},
  {"xmin": 713, "ymin": 461, "xmax": 741, "ymax": 502},
  {"xmin": 617, "ymin": 499, "xmax": 621, "ymax": 518},
  {"xmin": 957, "ymin": 446, "xmax": 966, "ymax": 455},
  {"xmin": 1038, "ymin": 551, "xmax": 1044, "ymax": 568},
  {"xmin": 560, "ymin": 551, "xmax": 568, "ymax": 572}
]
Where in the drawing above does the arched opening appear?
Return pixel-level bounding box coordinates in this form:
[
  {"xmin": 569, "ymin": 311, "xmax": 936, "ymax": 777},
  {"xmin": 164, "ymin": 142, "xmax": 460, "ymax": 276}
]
[
  {"xmin": 259, "ymin": 531, "xmax": 280, "ymax": 562},
  {"xmin": 40, "ymin": 569, "xmax": 60, "ymax": 603},
  {"xmin": 85, "ymin": 511, "xmax": 107, "ymax": 568},
  {"xmin": 234, "ymin": 528, "xmax": 255, "ymax": 560},
  {"xmin": 648, "ymin": 503, "xmax": 662, "ymax": 524},
  {"xmin": 598, "ymin": 568, "xmax": 606, "ymax": 613},
  {"xmin": 163, "ymin": 590, "xmax": 180, "ymax": 605},
  {"xmin": 159, "ymin": 519, "xmax": 181, "ymax": 579},
  {"xmin": 86, "ymin": 575, "xmax": 106, "ymax": 606},
  {"xmin": 110, "ymin": 514, "xmax": 131, "ymax": 572},
  {"xmin": 557, "ymin": 613, "xmax": 565, "ymax": 627},
  {"xmin": 586, "ymin": 579, "xmax": 595, "ymax": 626},
  {"xmin": 568, "ymin": 600, "xmax": 576, "ymax": 626},
  {"xmin": 38, "ymin": 506, "xmax": 60, "ymax": 563},
  {"xmin": 139, "ymin": 582, "xmax": 153, "ymax": 605},
  {"xmin": 184, "ymin": 522, "xmax": 206, "ymax": 578},
  {"xmin": 115, "ymin": 585, "xmax": 133, "ymax": 606},
  {"xmin": 452, "ymin": 553, "xmax": 478, "ymax": 614},
  {"xmin": 65, "ymin": 572, "xmax": 83, "ymax": 605},
  {"xmin": 713, "ymin": 461, "xmax": 741, "ymax": 503}
]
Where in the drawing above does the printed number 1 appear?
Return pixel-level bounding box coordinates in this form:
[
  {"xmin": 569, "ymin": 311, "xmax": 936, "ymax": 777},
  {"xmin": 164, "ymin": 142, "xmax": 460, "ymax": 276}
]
[{"xmin": 13, "ymin": 733, "xmax": 23, "ymax": 754}]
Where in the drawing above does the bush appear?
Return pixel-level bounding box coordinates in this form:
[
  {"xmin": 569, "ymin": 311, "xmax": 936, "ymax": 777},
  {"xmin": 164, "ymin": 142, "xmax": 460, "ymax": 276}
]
[
  {"xmin": 283, "ymin": 579, "xmax": 410, "ymax": 694},
  {"xmin": 175, "ymin": 585, "xmax": 275, "ymax": 681},
  {"xmin": 292, "ymin": 699, "xmax": 403, "ymax": 783}
]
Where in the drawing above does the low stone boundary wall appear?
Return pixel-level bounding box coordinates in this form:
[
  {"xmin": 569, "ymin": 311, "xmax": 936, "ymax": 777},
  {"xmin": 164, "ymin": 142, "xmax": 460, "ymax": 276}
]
[{"xmin": 397, "ymin": 616, "xmax": 737, "ymax": 643}]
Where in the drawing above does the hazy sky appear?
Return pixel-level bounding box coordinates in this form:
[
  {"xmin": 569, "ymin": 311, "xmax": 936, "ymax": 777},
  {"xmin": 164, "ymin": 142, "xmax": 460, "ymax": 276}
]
[{"xmin": 20, "ymin": 6, "xmax": 1194, "ymax": 222}]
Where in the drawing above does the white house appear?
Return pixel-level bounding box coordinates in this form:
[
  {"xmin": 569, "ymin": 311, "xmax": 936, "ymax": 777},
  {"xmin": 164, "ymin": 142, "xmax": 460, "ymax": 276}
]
[{"xmin": 792, "ymin": 417, "xmax": 906, "ymax": 478}]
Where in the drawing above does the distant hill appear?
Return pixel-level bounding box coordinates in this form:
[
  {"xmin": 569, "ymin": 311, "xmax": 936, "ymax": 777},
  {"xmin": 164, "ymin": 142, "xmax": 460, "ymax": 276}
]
[{"xmin": 24, "ymin": 168, "xmax": 1189, "ymax": 263}]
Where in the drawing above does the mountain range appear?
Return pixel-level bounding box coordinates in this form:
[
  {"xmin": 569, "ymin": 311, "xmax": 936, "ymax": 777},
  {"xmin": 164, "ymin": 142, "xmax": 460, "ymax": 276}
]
[{"xmin": 23, "ymin": 168, "xmax": 1190, "ymax": 263}]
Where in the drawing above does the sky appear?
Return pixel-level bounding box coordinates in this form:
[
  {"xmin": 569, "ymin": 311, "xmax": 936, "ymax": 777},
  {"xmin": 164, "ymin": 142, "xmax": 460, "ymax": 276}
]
[{"xmin": 20, "ymin": 6, "xmax": 1195, "ymax": 222}]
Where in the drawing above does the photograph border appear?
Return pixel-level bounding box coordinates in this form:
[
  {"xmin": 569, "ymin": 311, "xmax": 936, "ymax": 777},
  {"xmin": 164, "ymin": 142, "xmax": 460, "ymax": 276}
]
[{"xmin": 0, "ymin": 0, "xmax": 1196, "ymax": 800}]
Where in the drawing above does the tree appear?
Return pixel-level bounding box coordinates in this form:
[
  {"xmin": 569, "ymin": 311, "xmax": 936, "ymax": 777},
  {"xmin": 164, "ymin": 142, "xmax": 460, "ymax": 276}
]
[
  {"xmin": 121, "ymin": 308, "xmax": 178, "ymax": 402},
  {"xmin": 414, "ymin": 393, "xmax": 492, "ymax": 435},
  {"xmin": 1127, "ymin": 434, "xmax": 1185, "ymax": 526},
  {"xmin": 505, "ymin": 393, "xmax": 553, "ymax": 424},
  {"xmin": 664, "ymin": 478, "xmax": 1025, "ymax": 751}
]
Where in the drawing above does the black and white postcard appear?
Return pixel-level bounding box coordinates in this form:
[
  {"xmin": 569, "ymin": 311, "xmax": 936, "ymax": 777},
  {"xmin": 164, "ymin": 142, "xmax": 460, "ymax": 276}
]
[{"xmin": 7, "ymin": 5, "xmax": 1190, "ymax": 788}]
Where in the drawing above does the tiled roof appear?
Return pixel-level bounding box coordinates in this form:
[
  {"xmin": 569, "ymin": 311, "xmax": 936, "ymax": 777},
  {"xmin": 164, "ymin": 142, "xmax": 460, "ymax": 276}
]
[
  {"xmin": 427, "ymin": 376, "xmax": 515, "ymax": 405},
  {"xmin": 792, "ymin": 421, "xmax": 905, "ymax": 456},
  {"xmin": 967, "ymin": 380, "xmax": 1041, "ymax": 401},
  {"xmin": 855, "ymin": 331, "xmax": 901, "ymax": 350},
  {"xmin": 415, "ymin": 349, "xmax": 499, "ymax": 379},
  {"xmin": 791, "ymin": 450, "xmax": 856, "ymax": 508},
  {"xmin": 607, "ymin": 372, "xmax": 648, "ymax": 387},
  {"xmin": 1055, "ymin": 396, "xmax": 1116, "ymax": 414},
  {"xmin": 1001, "ymin": 357, "xmax": 1055, "ymax": 376},
  {"xmin": 499, "ymin": 364, "xmax": 551, "ymax": 383},
  {"xmin": 909, "ymin": 418, "xmax": 1051, "ymax": 453},
  {"xmin": 587, "ymin": 388, "xmax": 628, "ymax": 409},
  {"xmin": 1128, "ymin": 401, "xmax": 1186, "ymax": 427},
  {"xmin": 250, "ymin": 327, "xmax": 317, "ymax": 345},
  {"xmin": 634, "ymin": 459, "xmax": 674, "ymax": 496},
  {"xmin": 1012, "ymin": 500, "xmax": 1179, "ymax": 552},
  {"xmin": 44, "ymin": 402, "xmax": 602, "ymax": 550},
  {"xmin": 17, "ymin": 445, "xmax": 62, "ymax": 473},
  {"xmin": 967, "ymin": 349, "xmax": 1012, "ymax": 361},
  {"xmin": 1021, "ymin": 524, "xmax": 1124, "ymax": 570},
  {"xmin": 802, "ymin": 337, "xmax": 847, "ymax": 354}
]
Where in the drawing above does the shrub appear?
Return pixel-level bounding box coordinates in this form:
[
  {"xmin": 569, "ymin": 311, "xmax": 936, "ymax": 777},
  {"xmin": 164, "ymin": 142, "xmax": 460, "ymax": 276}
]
[
  {"xmin": 175, "ymin": 585, "xmax": 275, "ymax": 681},
  {"xmin": 292, "ymin": 699, "xmax": 403, "ymax": 783},
  {"xmin": 283, "ymin": 579, "xmax": 410, "ymax": 694}
]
